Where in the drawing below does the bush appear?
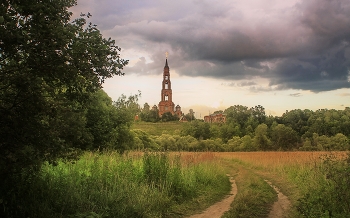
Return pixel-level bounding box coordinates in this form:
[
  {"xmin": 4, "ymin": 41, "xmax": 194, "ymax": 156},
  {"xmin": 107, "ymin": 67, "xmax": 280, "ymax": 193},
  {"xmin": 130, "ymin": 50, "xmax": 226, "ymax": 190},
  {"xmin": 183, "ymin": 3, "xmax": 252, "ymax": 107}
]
[{"xmin": 297, "ymin": 153, "xmax": 350, "ymax": 217}]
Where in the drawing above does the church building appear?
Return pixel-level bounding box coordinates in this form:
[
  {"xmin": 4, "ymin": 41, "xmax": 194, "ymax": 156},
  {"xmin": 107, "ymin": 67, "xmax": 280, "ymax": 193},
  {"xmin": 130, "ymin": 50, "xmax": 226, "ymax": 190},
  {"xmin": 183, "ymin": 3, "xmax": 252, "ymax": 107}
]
[{"xmin": 156, "ymin": 54, "xmax": 182, "ymax": 117}]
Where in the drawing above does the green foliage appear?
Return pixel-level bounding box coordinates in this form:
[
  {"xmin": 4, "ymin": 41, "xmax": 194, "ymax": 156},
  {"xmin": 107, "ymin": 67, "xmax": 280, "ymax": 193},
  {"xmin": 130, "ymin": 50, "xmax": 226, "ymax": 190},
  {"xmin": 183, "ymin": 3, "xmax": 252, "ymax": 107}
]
[
  {"xmin": 175, "ymin": 135, "xmax": 197, "ymax": 151},
  {"xmin": 225, "ymin": 135, "xmax": 257, "ymax": 151},
  {"xmin": 250, "ymin": 105, "xmax": 267, "ymax": 124},
  {"xmin": 271, "ymin": 124, "xmax": 299, "ymax": 150},
  {"xmin": 114, "ymin": 92, "xmax": 141, "ymax": 118},
  {"xmin": 220, "ymin": 123, "xmax": 241, "ymax": 142},
  {"xmin": 155, "ymin": 134, "xmax": 177, "ymax": 151},
  {"xmin": 297, "ymin": 153, "xmax": 350, "ymax": 217},
  {"xmin": 139, "ymin": 103, "xmax": 160, "ymax": 122},
  {"xmin": 225, "ymin": 105, "xmax": 250, "ymax": 129},
  {"xmin": 299, "ymin": 108, "xmax": 350, "ymax": 137},
  {"xmin": 299, "ymin": 138, "xmax": 318, "ymax": 151},
  {"xmin": 226, "ymin": 136, "xmax": 242, "ymax": 151},
  {"xmin": 253, "ymin": 124, "xmax": 271, "ymax": 150},
  {"xmin": 332, "ymin": 133, "xmax": 350, "ymax": 150},
  {"xmin": 134, "ymin": 105, "xmax": 350, "ymax": 152},
  {"xmin": 0, "ymin": 1, "xmax": 129, "ymax": 216},
  {"xmin": 304, "ymin": 133, "xmax": 350, "ymax": 151},
  {"xmin": 131, "ymin": 129, "xmax": 159, "ymax": 150},
  {"xmin": 223, "ymin": 161, "xmax": 277, "ymax": 218},
  {"xmin": 184, "ymin": 109, "xmax": 196, "ymax": 121},
  {"xmin": 85, "ymin": 90, "xmax": 133, "ymax": 151},
  {"xmin": 143, "ymin": 152, "xmax": 170, "ymax": 187},
  {"xmin": 11, "ymin": 152, "xmax": 230, "ymax": 217},
  {"xmin": 132, "ymin": 121, "xmax": 184, "ymax": 136},
  {"xmin": 181, "ymin": 120, "xmax": 211, "ymax": 140},
  {"xmin": 281, "ymin": 109, "xmax": 310, "ymax": 136},
  {"xmin": 161, "ymin": 112, "xmax": 179, "ymax": 122}
]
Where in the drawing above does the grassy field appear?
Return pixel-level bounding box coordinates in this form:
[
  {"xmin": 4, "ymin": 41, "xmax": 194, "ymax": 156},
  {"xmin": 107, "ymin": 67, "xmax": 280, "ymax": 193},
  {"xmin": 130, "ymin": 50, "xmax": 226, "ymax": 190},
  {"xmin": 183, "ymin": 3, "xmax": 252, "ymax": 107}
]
[
  {"xmin": 132, "ymin": 121, "xmax": 185, "ymax": 136},
  {"xmin": 20, "ymin": 151, "xmax": 230, "ymax": 218},
  {"xmin": 217, "ymin": 151, "xmax": 350, "ymax": 217},
  {"xmin": 17, "ymin": 151, "xmax": 350, "ymax": 217}
]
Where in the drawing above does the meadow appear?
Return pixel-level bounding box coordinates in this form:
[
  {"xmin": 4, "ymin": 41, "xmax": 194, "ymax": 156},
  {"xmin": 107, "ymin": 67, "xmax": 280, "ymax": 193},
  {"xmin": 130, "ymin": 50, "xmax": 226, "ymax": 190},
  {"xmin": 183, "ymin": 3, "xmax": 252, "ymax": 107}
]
[
  {"xmin": 15, "ymin": 151, "xmax": 350, "ymax": 217},
  {"xmin": 217, "ymin": 151, "xmax": 350, "ymax": 217},
  {"xmin": 132, "ymin": 121, "xmax": 184, "ymax": 136},
  {"xmin": 20, "ymin": 151, "xmax": 230, "ymax": 218}
]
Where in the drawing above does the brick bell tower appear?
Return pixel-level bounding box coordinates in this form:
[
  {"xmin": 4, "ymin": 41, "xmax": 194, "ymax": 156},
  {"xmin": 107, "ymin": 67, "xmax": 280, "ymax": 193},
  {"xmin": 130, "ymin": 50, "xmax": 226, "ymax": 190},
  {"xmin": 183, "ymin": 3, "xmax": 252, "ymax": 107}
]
[{"xmin": 158, "ymin": 52, "xmax": 177, "ymax": 117}]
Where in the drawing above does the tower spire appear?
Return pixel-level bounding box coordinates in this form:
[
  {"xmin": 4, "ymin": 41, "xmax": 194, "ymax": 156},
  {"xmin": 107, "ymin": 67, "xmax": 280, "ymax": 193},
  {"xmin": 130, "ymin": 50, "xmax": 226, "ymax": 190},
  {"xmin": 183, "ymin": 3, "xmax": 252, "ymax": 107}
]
[
  {"xmin": 158, "ymin": 53, "xmax": 182, "ymax": 118},
  {"xmin": 165, "ymin": 52, "xmax": 169, "ymax": 67}
]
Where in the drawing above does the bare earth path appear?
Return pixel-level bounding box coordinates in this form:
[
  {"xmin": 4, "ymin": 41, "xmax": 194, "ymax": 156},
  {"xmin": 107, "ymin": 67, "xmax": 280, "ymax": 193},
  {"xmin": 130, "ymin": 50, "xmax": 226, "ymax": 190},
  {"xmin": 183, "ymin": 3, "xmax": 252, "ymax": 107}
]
[
  {"xmin": 265, "ymin": 180, "xmax": 292, "ymax": 218},
  {"xmin": 188, "ymin": 174, "xmax": 292, "ymax": 218},
  {"xmin": 189, "ymin": 176, "xmax": 237, "ymax": 218}
]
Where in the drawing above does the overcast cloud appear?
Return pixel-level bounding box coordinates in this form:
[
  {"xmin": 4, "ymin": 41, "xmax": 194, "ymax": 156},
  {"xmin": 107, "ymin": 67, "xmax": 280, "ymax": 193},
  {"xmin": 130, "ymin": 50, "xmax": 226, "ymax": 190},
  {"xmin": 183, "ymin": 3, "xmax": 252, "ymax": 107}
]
[{"xmin": 72, "ymin": 0, "xmax": 350, "ymax": 92}]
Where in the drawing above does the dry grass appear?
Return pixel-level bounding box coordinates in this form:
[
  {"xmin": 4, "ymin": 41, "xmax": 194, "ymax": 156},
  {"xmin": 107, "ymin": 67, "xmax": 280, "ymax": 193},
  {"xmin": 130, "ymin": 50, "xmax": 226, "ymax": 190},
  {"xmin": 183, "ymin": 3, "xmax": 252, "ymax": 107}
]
[
  {"xmin": 130, "ymin": 151, "xmax": 348, "ymax": 170},
  {"xmin": 177, "ymin": 152, "xmax": 217, "ymax": 166},
  {"xmin": 216, "ymin": 151, "xmax": 347, "ymax": 169},
  {"xmin": 128, "ymin": 151, "xmax": 219, "ymax": 167}
]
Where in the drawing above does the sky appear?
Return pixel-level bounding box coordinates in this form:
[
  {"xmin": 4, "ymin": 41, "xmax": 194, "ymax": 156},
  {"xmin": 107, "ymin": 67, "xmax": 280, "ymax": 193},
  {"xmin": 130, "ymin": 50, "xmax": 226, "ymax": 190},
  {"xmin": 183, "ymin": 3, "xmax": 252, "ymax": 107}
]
[{"xmin": 71, "ymin": 0, "xmax": 350, "ymax": 118}]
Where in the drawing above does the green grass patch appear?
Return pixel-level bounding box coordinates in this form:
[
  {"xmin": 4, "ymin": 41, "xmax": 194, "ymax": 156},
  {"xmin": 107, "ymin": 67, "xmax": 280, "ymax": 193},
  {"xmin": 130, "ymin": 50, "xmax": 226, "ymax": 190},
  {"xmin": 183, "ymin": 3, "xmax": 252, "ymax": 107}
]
[
  {"xmin": 244, "ymin": 152, "xmax": 350, "ymax": 218},
  {"xmin": 222, "ymin": 160, "xmax": 277, "ymax": 218},
  {"xmin": 132, "ymin": 121, "xmax": 184, "ymax": 136},
  {"xmin": 19, "ymin": 151, "xmax": 230, "ymax": 217}
]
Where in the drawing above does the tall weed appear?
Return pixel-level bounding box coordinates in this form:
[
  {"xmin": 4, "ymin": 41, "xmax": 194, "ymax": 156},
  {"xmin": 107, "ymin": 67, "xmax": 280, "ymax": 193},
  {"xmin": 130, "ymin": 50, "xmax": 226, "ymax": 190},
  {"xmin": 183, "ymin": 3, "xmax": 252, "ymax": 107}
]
[
  {"xmin": 297, "ymin": 153, "xmax": 350, "ymax": 217},
  {"xmin": 17, "ymin": 151, "xmax": 229, "ymax": 217}
]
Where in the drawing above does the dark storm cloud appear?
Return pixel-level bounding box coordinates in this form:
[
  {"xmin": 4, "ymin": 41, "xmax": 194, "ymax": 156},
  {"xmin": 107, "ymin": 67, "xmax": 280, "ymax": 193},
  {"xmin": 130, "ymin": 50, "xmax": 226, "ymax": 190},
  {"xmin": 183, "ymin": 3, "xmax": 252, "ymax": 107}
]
[
  {"xmin": 72, "ymin": 0, "xmax": 350, "ymax": 92},
  {"xmin": 269, "ymin": 42, "xmax": 350, "ymax": 91}
]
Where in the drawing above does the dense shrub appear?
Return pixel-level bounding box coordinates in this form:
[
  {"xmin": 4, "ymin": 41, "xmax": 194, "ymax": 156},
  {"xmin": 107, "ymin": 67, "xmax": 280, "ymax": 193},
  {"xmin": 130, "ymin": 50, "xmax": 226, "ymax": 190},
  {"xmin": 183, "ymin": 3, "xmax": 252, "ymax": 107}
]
[{"xmin": 297, "ymin": 153, "xmax": 350, "ymax": 217}]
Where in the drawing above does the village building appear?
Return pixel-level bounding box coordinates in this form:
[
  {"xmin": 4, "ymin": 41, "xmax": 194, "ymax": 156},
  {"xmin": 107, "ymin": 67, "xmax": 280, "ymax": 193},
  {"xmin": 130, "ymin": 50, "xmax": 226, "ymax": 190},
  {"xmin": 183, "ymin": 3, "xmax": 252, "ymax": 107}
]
[
  {"xmin": 153, "ymin": 54, "xmax": 183, "ymax": 118},
  {"xmin": 204, "ymin": 112, "xmax": 226, "ymax": 123}
]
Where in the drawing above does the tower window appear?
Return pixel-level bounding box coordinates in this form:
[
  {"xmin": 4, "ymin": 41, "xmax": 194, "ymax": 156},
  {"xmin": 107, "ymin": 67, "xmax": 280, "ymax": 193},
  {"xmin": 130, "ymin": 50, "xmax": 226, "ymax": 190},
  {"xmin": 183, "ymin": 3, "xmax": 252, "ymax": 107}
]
[
  {"xmin": 165, "ymin": 83, "xmax": 168, "ymax": 89},
  {"xmin": 165, "ymin": 76, "xmax": 168, "ymax": 80},
  {"xmin": 165, "ymin": 95, "xmax": 168, "ymax": 101}
]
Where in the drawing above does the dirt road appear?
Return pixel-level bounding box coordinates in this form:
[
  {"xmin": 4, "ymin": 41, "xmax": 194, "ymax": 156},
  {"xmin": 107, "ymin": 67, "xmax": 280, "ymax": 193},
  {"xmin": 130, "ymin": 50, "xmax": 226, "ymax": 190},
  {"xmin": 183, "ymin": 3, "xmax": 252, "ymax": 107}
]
[
  {"xmin": 189, "ymin": 176, "xmax": 237, "ymax": 218},
  {"xmin": 188, "ymin": 176, "xmax": 291, "ymax": 218},
  {"xmin": 265, "ymin": 180, "xmax": 292, "ymax": 218}
]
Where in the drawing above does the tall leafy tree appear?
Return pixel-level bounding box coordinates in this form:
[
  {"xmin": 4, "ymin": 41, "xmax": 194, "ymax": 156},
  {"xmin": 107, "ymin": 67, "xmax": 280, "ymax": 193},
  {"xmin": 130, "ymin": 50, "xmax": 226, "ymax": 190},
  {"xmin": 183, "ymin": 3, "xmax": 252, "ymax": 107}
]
[
  {"xmin": 181, "ymin": 120, "xmax": 211, "ymax": 140},
  {"xmin": 85, "ymin": 90, "xmax": 137, "ymax": 152},
  {"xmin": 250, "ymin": 105, "xmax": 266, "ymax": 124},
  {"xmin": 253, "ymin": 124, "xmax": 271, "ymax": 150},
  {"xmin": 0, "ymin": 1, "xmax": 128, "ymax": 215},
  {"xmin": 270, "ymin": 124, "xmax": 299, "ymax": 150},
  {"xmin": 224, "ymin": 105, "xmax": 250, "ymax": 129},
  {"xmin": 140, "ymin": 102, "xmax": 160, "ymax": 122},
  {"xmin": 161, "ymin": 112, "xmax": 178, "ymax": 122}
]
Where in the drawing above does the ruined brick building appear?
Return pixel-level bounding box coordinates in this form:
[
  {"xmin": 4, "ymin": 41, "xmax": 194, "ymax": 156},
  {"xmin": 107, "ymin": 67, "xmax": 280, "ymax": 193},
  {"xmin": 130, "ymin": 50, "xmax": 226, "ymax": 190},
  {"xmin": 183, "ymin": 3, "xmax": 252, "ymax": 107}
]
[
  {"xmin": 204, "ymin": 112, "xmax": 226, "ymax": 123},
  {"xmin": 153, "ymin": 55, "xmax": 182, "ymax": 117}
]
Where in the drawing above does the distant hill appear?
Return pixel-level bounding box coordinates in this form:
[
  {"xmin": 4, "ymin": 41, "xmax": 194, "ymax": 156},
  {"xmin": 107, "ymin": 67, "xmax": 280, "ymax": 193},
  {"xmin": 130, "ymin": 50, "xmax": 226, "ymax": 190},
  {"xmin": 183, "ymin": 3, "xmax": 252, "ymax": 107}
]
[{"xmin": 131, "ymin": 121, "xmax": 185, "ymax": 136}]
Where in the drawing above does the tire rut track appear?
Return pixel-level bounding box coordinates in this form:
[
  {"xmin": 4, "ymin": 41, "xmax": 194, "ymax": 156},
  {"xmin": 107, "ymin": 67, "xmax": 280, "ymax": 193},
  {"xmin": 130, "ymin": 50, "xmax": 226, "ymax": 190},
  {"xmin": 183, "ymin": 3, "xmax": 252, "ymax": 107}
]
[
  {"xmin": 265, "ymin": 180, "xmax": 292, "ymax": 218},
  {"xmin": 189, "ymin": 175, "xmax": 237, "ymax": 218}
]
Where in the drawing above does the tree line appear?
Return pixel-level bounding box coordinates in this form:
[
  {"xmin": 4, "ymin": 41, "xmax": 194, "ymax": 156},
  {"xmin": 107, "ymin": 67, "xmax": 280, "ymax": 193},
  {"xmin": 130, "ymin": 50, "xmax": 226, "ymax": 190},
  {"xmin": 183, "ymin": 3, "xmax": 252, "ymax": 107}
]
[
  {"xmin": 131, "ymin": 105, "xmax": 350, "ymax": 152},
  {"xmin": 195, "ymin": 105, "xmax": 350, "ymax": 151}
]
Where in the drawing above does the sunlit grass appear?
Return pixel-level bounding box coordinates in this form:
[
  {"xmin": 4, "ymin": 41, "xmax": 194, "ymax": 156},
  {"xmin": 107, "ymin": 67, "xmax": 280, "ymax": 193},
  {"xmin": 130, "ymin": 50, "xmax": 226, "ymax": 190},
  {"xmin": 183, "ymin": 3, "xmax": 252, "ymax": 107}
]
[
  {"xmin": 132, "ymin": 121, "xmax": 184, "ymax": 136},
  {"xmin": 218, "ymin": 151, "xmax": 350, "ymax": 217},
  {"xmin": 23, "ymin": 151, "xmax": 230, "ymax": 217}
]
